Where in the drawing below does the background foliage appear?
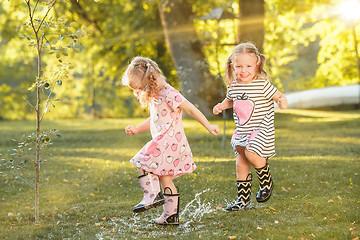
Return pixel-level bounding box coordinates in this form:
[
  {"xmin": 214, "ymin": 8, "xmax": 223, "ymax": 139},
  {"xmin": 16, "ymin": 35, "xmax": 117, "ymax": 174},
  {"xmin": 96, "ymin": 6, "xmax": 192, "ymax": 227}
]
[{"xmin": 0, "ymin": 0, "xmax": 359, "ymax": 120}]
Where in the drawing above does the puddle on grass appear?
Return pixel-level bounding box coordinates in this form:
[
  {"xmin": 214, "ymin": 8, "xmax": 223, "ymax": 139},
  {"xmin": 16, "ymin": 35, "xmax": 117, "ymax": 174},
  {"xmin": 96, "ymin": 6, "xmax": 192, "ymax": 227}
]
[{"xmin": 96, "ymin": 189, "xmax": 216, "ymax": 239}]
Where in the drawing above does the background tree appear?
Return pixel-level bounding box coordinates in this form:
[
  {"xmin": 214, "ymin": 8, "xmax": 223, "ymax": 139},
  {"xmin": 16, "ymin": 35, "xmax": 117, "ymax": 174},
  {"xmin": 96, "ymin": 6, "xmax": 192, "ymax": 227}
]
[
  {"xmin": 238, "ymin": 0, "xmax": 265, "ymax": 51},
  {"xmin": 0, "ymin": 0, "xmax": 359, "ymax": 121},
  {"xmin": 157, "ymin": 0, "xmax": 223, "ymax": 116},
  {"xmin": 59, "ymin": 0, "xmax": 178, "ymax": 118},
  {"xmin": 0, "ymin": 1, "xmax": 36, "ymax": 120},
  {"xmin": 263, "ymin": 0, "xmax": 360, "ymax": 92}
]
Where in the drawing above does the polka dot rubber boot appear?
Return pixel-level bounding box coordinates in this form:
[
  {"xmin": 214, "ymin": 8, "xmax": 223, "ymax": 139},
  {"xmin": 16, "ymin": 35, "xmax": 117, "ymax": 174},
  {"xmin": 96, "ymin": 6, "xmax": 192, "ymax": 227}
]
[
  {"xmin": 152, "ymin": 187, "xmax": 180, "ymax": 225},
  {"xmin": 133, "ymin": 172, "xmax": 164, "ymax": 213}
]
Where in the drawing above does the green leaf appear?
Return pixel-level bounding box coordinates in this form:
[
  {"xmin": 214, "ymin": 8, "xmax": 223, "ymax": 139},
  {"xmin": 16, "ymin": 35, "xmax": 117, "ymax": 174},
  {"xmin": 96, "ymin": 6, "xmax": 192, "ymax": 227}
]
[{"xmin": 28, "ymin": 82, "xmax": 37, "ymax": 91}]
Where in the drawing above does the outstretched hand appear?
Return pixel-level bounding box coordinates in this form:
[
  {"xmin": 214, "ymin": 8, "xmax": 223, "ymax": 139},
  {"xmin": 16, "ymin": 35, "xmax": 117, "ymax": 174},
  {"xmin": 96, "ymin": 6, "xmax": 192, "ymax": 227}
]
[
  {"xmin": 213, "ymin": 103, "xmax": 223, "ymax": 115},
  {"xmin": 125, "ymin": 125, "xmax": 137, "ymax": 136},
  {"xmin": 208, "ymin": 124, "xmax": 220, "ymax": 135},
  {"xmin": 277, "ymin": 95, "xmax": 288, "ymax": 110}
]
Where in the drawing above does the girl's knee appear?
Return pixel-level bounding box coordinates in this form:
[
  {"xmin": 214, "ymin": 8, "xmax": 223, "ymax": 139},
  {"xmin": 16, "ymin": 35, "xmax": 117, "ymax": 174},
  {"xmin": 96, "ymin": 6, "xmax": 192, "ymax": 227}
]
[
  {"xmin": 244, "ymin": 148, "xmax": 254, "ymax": 159},
  {"xmin": 244, "ymin": 148, "xmax": 260, "ymax": 161},
  {"xmin": 245, "ymin": 148, "xmax": 267, "ymax": 167}
]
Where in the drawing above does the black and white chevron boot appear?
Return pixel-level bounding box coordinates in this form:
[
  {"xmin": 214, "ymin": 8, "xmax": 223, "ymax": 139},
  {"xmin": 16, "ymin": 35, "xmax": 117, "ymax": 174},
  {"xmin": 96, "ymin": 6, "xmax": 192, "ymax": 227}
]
[
  {"xmin": 255, "ymin": 164, "xmax": 273, "ymax": 203},
  {"xmin": 225, "ymin": 173, "xmax": 252, "ymax": 211}
]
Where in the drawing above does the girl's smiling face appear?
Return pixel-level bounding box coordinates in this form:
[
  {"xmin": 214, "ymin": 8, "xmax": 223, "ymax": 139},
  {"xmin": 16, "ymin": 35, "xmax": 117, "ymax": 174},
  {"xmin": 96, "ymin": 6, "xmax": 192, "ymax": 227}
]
[{"xmin": 231, "ymin": 53, "xmax": 259, "ymax": 84}]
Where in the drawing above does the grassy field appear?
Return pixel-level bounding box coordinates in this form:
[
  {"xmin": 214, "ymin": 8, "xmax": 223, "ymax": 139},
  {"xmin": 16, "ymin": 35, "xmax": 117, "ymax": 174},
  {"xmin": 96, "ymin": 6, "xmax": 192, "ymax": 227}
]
[{"xmin": 0, "ymin": 109, "xmax": 359, "ymax": 239}]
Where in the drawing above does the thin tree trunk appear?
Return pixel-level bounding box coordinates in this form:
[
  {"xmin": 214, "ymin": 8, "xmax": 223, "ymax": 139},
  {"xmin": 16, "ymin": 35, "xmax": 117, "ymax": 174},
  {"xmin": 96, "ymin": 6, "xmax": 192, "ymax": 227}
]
[
  {"xmin": 35, "ymin": 34, "xmax": 43, "ymax": 224},
  {"xmin": 238, "ymin": 0, "xmax": 265, "ymax": 52},
  {"xmin": 157, "ymin": 0, "xmax": 222, "ymax": 116},
  {"xmin": 26, "ymin": 0, "xmax": 57, "ymax": 223}
]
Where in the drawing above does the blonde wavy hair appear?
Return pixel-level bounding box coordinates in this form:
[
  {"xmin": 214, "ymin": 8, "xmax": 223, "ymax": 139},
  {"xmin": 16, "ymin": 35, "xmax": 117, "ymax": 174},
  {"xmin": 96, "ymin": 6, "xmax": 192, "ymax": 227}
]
[
  {"xmin": 224, "ymin": 42, "xmax": 270, "ymax": 86},
  {"xmin": 122, "ymin": 56, "xmax": 165, "ymax": 108}
]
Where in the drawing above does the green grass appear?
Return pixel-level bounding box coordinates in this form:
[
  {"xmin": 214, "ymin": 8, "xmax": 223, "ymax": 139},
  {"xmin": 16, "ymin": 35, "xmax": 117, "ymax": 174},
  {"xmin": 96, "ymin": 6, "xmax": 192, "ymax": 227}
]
[{"xmin": 0, "ymin": 109, "xmax": 359, "ymax": 239}]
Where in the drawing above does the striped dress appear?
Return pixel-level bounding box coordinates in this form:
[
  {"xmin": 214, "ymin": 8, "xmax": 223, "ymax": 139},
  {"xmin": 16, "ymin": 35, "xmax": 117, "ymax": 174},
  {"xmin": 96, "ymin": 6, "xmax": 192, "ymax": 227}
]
[{"xmin": 226, "ymin": 77, "xmax": 278, "ymax": 159}]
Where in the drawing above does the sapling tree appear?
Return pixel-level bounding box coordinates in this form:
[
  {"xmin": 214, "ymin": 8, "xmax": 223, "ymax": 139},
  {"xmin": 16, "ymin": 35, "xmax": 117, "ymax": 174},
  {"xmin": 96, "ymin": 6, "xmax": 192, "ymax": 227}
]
[{"xmin": 0, "ymin": 0, "xmax": 83, "ymax": 223}]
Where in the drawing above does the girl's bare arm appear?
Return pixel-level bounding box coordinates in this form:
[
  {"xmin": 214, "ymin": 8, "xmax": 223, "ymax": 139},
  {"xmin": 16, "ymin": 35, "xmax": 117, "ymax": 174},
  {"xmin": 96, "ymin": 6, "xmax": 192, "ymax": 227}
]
[{"xmin": 180, "ymin": 100, "xmax": 220, "ymax": 135}]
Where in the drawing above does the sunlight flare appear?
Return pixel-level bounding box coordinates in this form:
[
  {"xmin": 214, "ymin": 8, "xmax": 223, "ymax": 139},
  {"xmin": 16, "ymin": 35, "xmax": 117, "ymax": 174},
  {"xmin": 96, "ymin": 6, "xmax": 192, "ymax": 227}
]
[{"xmin": 338, "ymin": 0, "xmax": 360, "ymax": 21}]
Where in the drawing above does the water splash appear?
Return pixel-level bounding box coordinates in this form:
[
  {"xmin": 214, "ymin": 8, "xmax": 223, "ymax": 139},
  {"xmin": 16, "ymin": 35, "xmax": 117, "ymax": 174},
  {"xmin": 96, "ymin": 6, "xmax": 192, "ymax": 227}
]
[
  {"xmin": 95, "ymin": 188, "xmax": 215, "ymax": 239},
  {"xmin": 179, "ymin": 188, "xmax": 214, "ymax": 228}
]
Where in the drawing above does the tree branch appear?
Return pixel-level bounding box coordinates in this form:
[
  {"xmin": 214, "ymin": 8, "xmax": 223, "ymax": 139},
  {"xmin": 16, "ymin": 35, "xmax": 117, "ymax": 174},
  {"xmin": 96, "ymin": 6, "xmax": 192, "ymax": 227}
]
[
  {"xmin": 23, "ymin": 97, "xmax": 36, "ymax": 111},
  {"xmin": 10, "ymin": 171, "xmax": 35, "ymax": 189},
  {"xmin": 36, "ymin": 0, "xmax": 56, "ymax": 34},
  {"xmin": 25, "ymin": 0, "xmax": 38, "ymax": 37},
  {"xmin": 32, "ymin": 0, "xmax": 39, "ymax": 20},
  {"xmin": 70, "ymin": 0, "xmax": 102, "ymax": 33},
  {"xmin": 39, "ymin": 68, "xmax": 63, "ymax": 122}
]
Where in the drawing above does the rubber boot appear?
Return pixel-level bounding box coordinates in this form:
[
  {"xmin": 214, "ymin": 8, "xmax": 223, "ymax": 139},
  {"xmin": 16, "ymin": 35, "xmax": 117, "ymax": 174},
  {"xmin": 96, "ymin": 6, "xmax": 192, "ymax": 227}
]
[
  {"xmin": 226, "ymin": 173, "xmax": 252, "ymax": 211},
  {"xmin": 152, "ymin": 187, "xmax": 180, "ymax": 225},
  {"xmin": 133, "ymin": 172, "xmax": 164, "ymax": 213},
  {"xmin": 255, "ymin": 164, "xmax": 273, "ymax": 203}
]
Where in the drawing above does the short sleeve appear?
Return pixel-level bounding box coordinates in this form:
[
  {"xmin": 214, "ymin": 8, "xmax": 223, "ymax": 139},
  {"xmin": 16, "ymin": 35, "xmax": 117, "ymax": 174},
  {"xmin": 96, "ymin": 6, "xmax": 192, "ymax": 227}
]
[
  {"xmin": 263, "ymin": 80, "xmax": 277, "ymax": 100},
  {"xmin": 165, "ymin": 87, "xmax": 186, "ymax": 111},
  {"xmin": 226, "ymin": 85, "xmax": 232, "ymax": 100}
]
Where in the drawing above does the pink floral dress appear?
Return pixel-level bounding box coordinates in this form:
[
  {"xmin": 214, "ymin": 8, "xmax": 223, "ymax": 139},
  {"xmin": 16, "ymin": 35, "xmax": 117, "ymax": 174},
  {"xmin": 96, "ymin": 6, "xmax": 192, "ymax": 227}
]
[{"xmin": 130, "ymin": 84, "xmax": 195, "ymax": 178}]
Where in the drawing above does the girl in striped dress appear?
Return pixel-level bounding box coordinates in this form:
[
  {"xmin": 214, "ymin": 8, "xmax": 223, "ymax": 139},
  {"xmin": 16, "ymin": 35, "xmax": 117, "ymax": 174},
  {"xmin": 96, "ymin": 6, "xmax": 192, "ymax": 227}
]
[{"xmin": 213, "ymin": 42, "xmax": 287, "ymax": 211}]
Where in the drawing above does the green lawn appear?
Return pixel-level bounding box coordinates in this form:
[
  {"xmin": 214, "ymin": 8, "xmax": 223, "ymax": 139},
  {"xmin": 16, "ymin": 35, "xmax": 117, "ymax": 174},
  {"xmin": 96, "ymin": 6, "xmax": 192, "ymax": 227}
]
[{"xmin": 0, "ymin": 109, "xmax": 359, "ymax": 239}]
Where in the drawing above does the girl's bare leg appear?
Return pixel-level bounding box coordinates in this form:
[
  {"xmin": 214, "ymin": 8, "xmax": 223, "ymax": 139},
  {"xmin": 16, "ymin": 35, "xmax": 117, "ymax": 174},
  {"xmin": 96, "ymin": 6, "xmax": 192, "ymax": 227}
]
[
  {"xmin": 159, "ymin": 175, "xmax": 177, "ymax": 194},
  {"xmin": 235, "ymin": 145, "xmax": 251, "ymax": 180},
  {"xmin": 137, "ymin": 167, "xmax": 146, "ymax": 175},
  {"xmin": 244, "ymin": 149, "xmax": 273, "ymax": 203},
  {"xmin": 244, "ymin": 149, "xmax": 266, "ymax": 168}
]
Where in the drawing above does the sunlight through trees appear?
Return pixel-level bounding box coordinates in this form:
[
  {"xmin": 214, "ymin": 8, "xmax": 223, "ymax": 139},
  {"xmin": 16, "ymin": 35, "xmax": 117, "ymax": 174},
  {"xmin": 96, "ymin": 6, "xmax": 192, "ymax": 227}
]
[{"xmin": 0, "ymin": 0, "xmax": 359, "ymax": 120}]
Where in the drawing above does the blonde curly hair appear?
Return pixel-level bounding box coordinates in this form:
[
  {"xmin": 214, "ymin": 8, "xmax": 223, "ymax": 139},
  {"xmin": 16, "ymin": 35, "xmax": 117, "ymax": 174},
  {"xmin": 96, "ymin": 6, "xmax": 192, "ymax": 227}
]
[{"xmin": 122, "ymin": 56, "xmax": 165, "ymax": 108}]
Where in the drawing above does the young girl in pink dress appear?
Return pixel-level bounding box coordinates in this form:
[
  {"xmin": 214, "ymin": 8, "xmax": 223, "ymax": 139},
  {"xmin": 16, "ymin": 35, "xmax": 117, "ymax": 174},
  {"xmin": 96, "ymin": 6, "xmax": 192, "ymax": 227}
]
[
  {"xmin": 213, "ymin": 42, "xmax": 287, "ymax": 211},
  {"xmin": 123, "ymin": 56, "xmax": 220, "ymax": 225}
]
